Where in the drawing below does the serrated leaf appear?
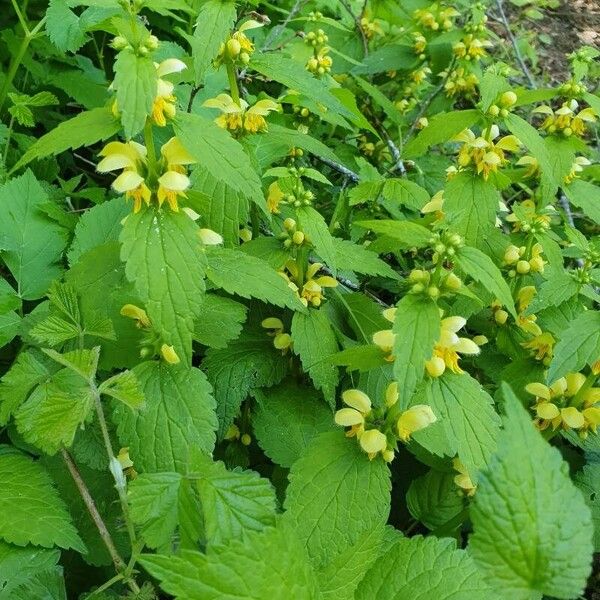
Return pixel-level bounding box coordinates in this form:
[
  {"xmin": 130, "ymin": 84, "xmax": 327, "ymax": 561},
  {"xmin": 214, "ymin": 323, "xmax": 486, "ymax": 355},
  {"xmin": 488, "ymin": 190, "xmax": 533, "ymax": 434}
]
[
  {"xmin": 46, "ymin": 0, "xmax": 87, "ymax": 53},
  {"xmin": 356, "ymin": 536, "xmax": 491, "ymax": 599},
  {"xmin": 203, "ymin": 328, "xmax": 287, "ymax": 437},
  {"xmin": 329, "ymin": 345, "xmax": 387, "ymax": 372},
  {"xmin": 283, "ymin": 431, "xmax": 391, "ymax": 567},
  {"xmin": 205, "ymin": 247, "xmax": 305, "ymax": 311},
  {"xmin": 193, "ymin": 294, "xmax": 247, "ymax": 349},
  {"xmin": 469, "ymin": 385, "xmax": 593, "ymax": 599},
  {"xmin": 564, "ymin": 179, "xmax": 600, "ymax": 225},
  {"xmin": 120, "ymin": 207, "xmax": 206, "ymax": 364},
  {"xmin": 291, "ymin": 309, "xmax": 339, "ymax": 407},
  {"xmin": 0, "ymin": 171, "xmax": 68, "ymax": 300},
  {"xmin": 547, "ymin": 310, "xmax": 600, "ymax": 383},
  {"xmin": 42, "ymin": 347, "xmax": 99, "ymax": 380},
  {"xmin": 253, "ymin": 382, "xmax": 334, "ymax": 468},
  {"xmin": 297, "ymin": 205, "xmax": 337, "ymax": 271},
  {"xmin": 174, "ymin": 113, "xmax": 264, "ymax": 208},
  {"xmin": 355, "ymin": 220, "xmax": 432, "ymax": 249},
  {"xmin": 425, "ymin": 374, "xmax": 500, "ymax": 477},
  {"xmin": 392, "ymin": 295, "xmax": 440, "ymax": 409},
  {"xmin": 11, "ymin": 107, "xmax": 120, "ymax": 172},
  {"xmin": 30, "ymin": 315, "xmax": 80, "ymax": 346},
  {"xmin": 0, "ymin": 312, "xmax": 19, "ymax": 347},
  {"xmin": 574, "ymin": 464, "xmax": 600, "ymax": 552},
  {"xmin": 0, "ymin": 452, "xmax": 84, "ymax": 551},
  {"xmin": 113, "ymin": 50, "xmax": 157, "ymax": 138},
  {"xmin": 524, "ymin": 273, "xmax": 579, "ymax": 314},
  {"xmin": 382, "ymin": 178, "xmax": 430, "ymax": 211},
  {"xmin": 140, "ymin": 524, "xmax": 320, "ymax": 600},
  {"xmin": 332, "ymin": 238, "xmax": 398, "ymax": 279},
  {"xmin": 113, "ymin": 362, "xmax": 217, "ymax": 473},
  {"xmin": 190, "ymin": 453, "xmax": 277, "ymax": 546},
  {"xmin": 456, "ymin": 245, "xmax": 516, "ymax": 318},
  {"xmin": 98, "ymin": 370, "xmax": 144, "ymax": 409}
]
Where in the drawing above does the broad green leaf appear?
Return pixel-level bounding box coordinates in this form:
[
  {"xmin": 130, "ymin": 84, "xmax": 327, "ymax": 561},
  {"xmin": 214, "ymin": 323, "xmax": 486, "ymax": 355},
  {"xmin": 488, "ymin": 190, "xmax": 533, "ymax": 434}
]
[
  {"xmin": 456, "ymin": 245, "xmax": 517, "ymax": 318},
  {"xmin": 564, "ymin": 179, "xmax": 600, "ymax": 225},
  {"xmin": 355, "ymin": 220, "xmax": 432, "ymax": 249},
  {"xmin": 524, "ymin": 273, "xmax": 579, "ymax": 314},
  {"xmin": 174, "ymin": 113, "xmax": 264, "ymax": 208},
  {"xmin": 382, "ymin": 178, "xmax": 430, "ymax": 211},
  {"xmin": 203, "ymin": 328, "xmax": 287, "ymax": 438},
  {"xmin": 469, "ymin": 385, "xmax": 593, "ymax": 599},
  {"xmin": 113, "ymin": 362, "xmax": 217, "ymax": 473},
  {"xmin": 0, "ymin": 278, "xmax": 20, "ymax": 313},
  {"xmin": 392, "ymin": 295, "xmax": 440, "ymax": 409},
  {"xmin": 283, "ymin": 431, "xmax": 391, "ymax": 567},
  {"xmin": 191, "ymin": 453, "xmax": 277, "ymax": 546},
  {"xmin": 3, "ymin": 566, "xmax": 66, "ymax": 600},
  {"xmin": 98, "ymin": 370, "xmax": 145, "ymax": 409},
  {"xmin": 444, "ymin": 172, "xmax": 499, "ymax": 249},
  {"xmin": 425, "ymin": 374, "xmax": 501, "ymax": 477},
  {"xmin": 0, "ymin": 171, "xmax": 68, "ymax": 300},
  {"xmin": 140, "ymin": 524, "xmax": 320, "ymax": 600},
  {"xmin": 352, "ymin": 43, "xmax": 418, "ymax": 75},
  {"xmin": 190, "ymin": 0, "xmax": 237, "ymax": 84},
  {"xmin": 14, "ymin": 369, "xmax": 93, "ymax": 455},
  {"xmin": 406, "ymin": 469, "xmax": 465, "ymax": 530},
  {"xmin": 356, "ymin": 536, "xmax": 491, "ymax": 599},
  {"xmin": 41, "ymin": 347, "xmax": 99, "ymax": 380},
  {"xmin": 479, "ymin": 70, "xmax": 510, "ymax": 111},
  {"xmin": 46, "ymin": 0, "xmax": 86, "ymax": 53},
  {"xmin": 291, "ymin": 309, "xmax": 339, "ymax": 408},
  {"xmin": 253, "ymin": 382, "xmax": 334, "ymax": 468},
  {"xmin": 353, "ymin": 75, "xmax": 403, "ymax": 126},
  {"xmin": 404, "ymin": 110, "xmax": 480, "ymax": 158},
  {"xmin": 193, "ymin": 294, "xmax": 247, "ymax": 349},
  {"xmin": 298, "ymin": 206, "xmax": 337, "ymax": 272},
  {"xmin": 574, "ymin": 464, "xmax": 600, "ymax": 552},
  {"xmin": 333, "ymin": 238, "xmax": 398, "ymax": 278},
  {"xmin": 120, "ymin": 207, "xmax": 206, "ymax": 364},
  {"xmin": 0, "ymin": 312, "xmax": 19, "ymax": 347},
  {"xmin": 205, "ymin": 247, "xmax": 305, "ymax": 311},
  {"xmin": 547, "ymin": 310, "xmax": 600, "ymax": 383},
  {"xmin": 113, "ymin": 50, "xmax": 157, "ymax": 138},
  {"xmin": 11, "ymin": 107, "xmax": 120, "ymax": 172},
  {"xmin": 329, "ymin": 345, "xmax": 387, "ymax": 372},
  {"xmin": 0, "ymin": 452, "xmax": 84, "ymax": 551}
]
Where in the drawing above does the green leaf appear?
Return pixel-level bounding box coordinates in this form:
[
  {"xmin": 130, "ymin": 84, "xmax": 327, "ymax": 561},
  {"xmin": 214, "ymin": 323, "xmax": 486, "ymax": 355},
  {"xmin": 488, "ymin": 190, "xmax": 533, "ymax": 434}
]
[
  {"xmin": 42, "ymin": 347, "xmax": 99, "ymax": 381},
  {"xmin": 283, "ymin": 431, "xmax": 391, "ymax": 567},
  {"xmin": 425, "ymin": 374, "xmax": 501, "ymax": 477},
  {"xmin": 456, "ymin": 245, "xmax": 517, "ymax": 318},
  {"xmin": 547, "ymin": 310, "xmax": 600, "ymax": 383},
  {"xmin": 382, "ymin": 178, "xmax": 430, "ymax": 211},
  {"xmin": 3, "ymin": 566, "xmax": 66, "ymax": 600},
  {"xmin": 524, "ymin": 273, "xmax": 579, "ymax": 314},
  {"xmin": 14, "ymin": 369, "xmax": 93, "ymax": 455},
  {"xmin": 392, "ymin": 295, "xmax": 440, "ymax": 409},
  {"xmin": 407, "ymin": 469, "xmax": 465, "ymax": 530},
  {"xmin": 404, "ymin": 110, "xmax": 480, "ymax": 158},
  {"xmin": 356, "ymin": 536, "xmax": 491, "ymax": 599},
  {"xmin": 11, "ymin": 107, "xmax": 121, "ymax": 173},
  {"xmin": 332, "ymin": 238, "xmax": 398, "ymax": 279},
  {"xmin": 291, "ymin": 309, "xmax": 339, "ymax": 408},
  {"xmin": 189, "ymin": 0, "xmax": 237, "ymax": 84},
  {"xmin": 203, "ymin": 328, "xmax": 287, "ymax": 438},
  {"xmin": 98, "ymin": 370, "xmax": 145, "ymax": 409},
  {"xmin": 354, "ymin": 220, "xmax": 433, "ymax": 249},
  {"xmin": 193, "ymin": 294, "xmax": 247, "ymax": 349},
  {"xmin": 0, "ymin": 171, "xmax": 68, "ymax": 300},
  {"xmin": 113, "ymin": 362, "xmax": 217, "ymax": 473},
  {"xmin": 329, "ymin": 345, "xmax": 387, "ymax": 372},
  {"xmin": 574, "ymin": 464, "xmax": 600, "ymax": 552},
  {"xmin": 250, "ymin": 53, "xmax": 354, "ymax": 127},
  {"xmin": 253, "ymin": 382, "xmax": 334, "ymax": 468},
  {"xmin": 0, "ymin": 312, "xmax": 19, "ymax": 347},
  {"xmin": 469, "ymin": 385, "xmax": 593, "ymax": 599},
  {"xmin": 564, "ymin": 179, "xmax": 600, "ymax": 225},
  {"xmin": 113, "ymin": 50, "xmax": 158, "ymax": 138},
  {"xmin": 296, "ymin": 206, "xmax": 337, "ymax": 271},
  {"xmin": 140, "ymin": 523, "xmax": 320, "ymax": 600},
  {"xmin": 444, "ymin": 172, "xmax": 500, "ymax": 249},
  {"xmin": 120, "ymin": 207, "xmax": 206, "ymax": 364},
  {"xmin": 191, "ymin": 453, "xmax": 277, "ymax": 546},
  {"xmin": 46, "ymin": 0, "xmax": 87, "ymax": 53},
  {"xmin": 205, "ymin": 247, "xmax": 305, "ymax": 311},
  {"xmin": 174, "ymin": 112, "xmax": 264, "ymax": 208},
  {"xmin": 0, "ymin": 451, "xmax": 84, "ymax": 551}
]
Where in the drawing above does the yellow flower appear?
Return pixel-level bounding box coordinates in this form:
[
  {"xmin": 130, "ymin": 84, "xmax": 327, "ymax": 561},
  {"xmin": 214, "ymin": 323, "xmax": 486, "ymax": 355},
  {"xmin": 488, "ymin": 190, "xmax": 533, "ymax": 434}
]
[
  {"xmin": 232, "ymin": 19, "xmax": 263, "ymax": 53},
  {"xmin": 359, "ymin": 429, "xmax": 388, "ymax": 460},
  {"xmin": 515, "ymin": 285, "xmax": 543, "ymax": 337},
  {"xmin": 453, "ymin": 458, "xmax": 476, "ymax": 496},
  {"xmin": 156, "ymin": 136, "xmax": 195, "ymax": 211},
  {"xmin": 267, "ymin": 181, "xmax": 284, "ymax": 213},
  {"xmin": 413, "ymin": 32, "xmax": 427, "ymax": 53},
  {"xmin": 425, "ymin": 315, "xmax": 480, "ymax": 377},
  {"xmin": 334, "ymin": 389, "xmax": 372, "ymax": 439},
  {"xmin": 421, "ymin": 190, "xmax": 444, "ymax": 219},
  {"xmin": 204, "ymin": 94, "xmax": 279, "ymax": 134},
  {"xmin": 120, "ymin": 304, "xmax": 151, "ymax": 328},
  {"xmin": 152, "ymin": 58, "xmax": 187, "ymax": 126},
  {"xmin": 97, "ymin": 141, "xmax": 151, "ymax": 213},
  {"xmin": 280, "ymin": 261, "xmax": 337, "ymax": 307},
  {"xmin": 397, "ymin": 404, "xmax": 437, "ymax": 442},
  {"xmin": 372, "ymin": 306, "xmax": 397, "ymax": 361},
  {"xmin": 442, "ymin": 67, "xmax": 478, "ymax": 97},
  {"xmin": 516, "ymin": 155, "xmax": 540, "ymax": 178},
  {"xmin": 522, "ymin": 332, "xmax": 555, "ymax": 362},
  {"xmin": 453, "ymin": 34, "xmax": 492, "ymax": 60},
  {"xmin": 533, "ymin": 99, "xmax": 596, "ymax": 137},
  {"xmin": 454, "ymin": 125, "xmax": 519, "ymax": 180},
  {"xmin": 160, "ymin": 343, "xmax": 180, "ymax": 364},
  {"xmin": 564, "ymin": 156, "xmax": 591, "ymax": 184},
  {"xmin": 306, "ymin": 47, "xmax": 333, "ymax": 76},
  {"xmin": 410, "ymin": 66, "xmax": 432, "ymax": 84},
  {"xmin": 261, "ymin": 317, "xmax": 293, "ymax": 353},
  {"xmin": 505, "ymin": 199, "xmax": 552, "ymax": 232}
]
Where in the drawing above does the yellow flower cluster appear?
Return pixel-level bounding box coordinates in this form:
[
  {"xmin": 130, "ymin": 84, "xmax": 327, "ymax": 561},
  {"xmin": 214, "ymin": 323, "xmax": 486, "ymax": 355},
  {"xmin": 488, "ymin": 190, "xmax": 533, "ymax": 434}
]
[
  {"xmin": 442, "ymin": 66, "xmax": 479, "ymax": 97},
  {"xmin": 372, "ymin": 307, "xmax": 397, "ymax": 361},
  {"xmin": 306, "ymin": 48, "xmax": 333, "ymax": 77},
  {"xmin": 454, "ymin": 125, "xmax": 520, "ymax": 180},
  {"xmin": 503, "ymin": 242, "xmax": 546, "ymax": 275},
  {"xmin": 564, "ymin": 156, "xmax": 592, "ymax": 184},
  {"xmin": 261, "ymin": 317, "xmax": 292, "ymax": 353},
  {"xmin": 217, "ymin": 20, "xmax": 262, "ymax": 65},
  {"xmin": 413, "ymin": 4, "xmax": 459, "ymax": 30},
  {"xmin": 533, "ymin": 99, "xmax": 596, "ymax": 137},
  {"xmin": 505, "ymin": 199, "xmax": 552, "ymax": 233},
  {"xmin": 279, "ymin": 261, "xmax": 338, "ymax": 308},
  {"xmin": 526, "ymin": 374, "xmax": 600, "ymax": 438},
  {"xmin": 204, "ymin": 94, "xmax": 279, "ymax": 134},
  {"xmin": 360, "ymin": 17, "xmax": 384, "ymax": 40},
  {"xmin": 97, "ymin": 136, "xmax": 196, "ymax": 213},
  {"xmin": 452, "ymin": 34, "xmax": 492, "ymax": 61},
  {"xmin": 334, "ymin": 385, "xmax": 437, "ymax": 461}
]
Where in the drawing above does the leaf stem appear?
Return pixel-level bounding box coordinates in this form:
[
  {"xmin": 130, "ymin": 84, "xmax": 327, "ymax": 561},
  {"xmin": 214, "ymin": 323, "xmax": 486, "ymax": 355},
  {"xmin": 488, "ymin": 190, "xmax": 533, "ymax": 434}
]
[
  {"xmin": 226, "ymin": 61, "xmax": 240, "ymax": 105},
  {"xmin": 143, "ymin": 119, "xmax": 157, "ymax": 174}
]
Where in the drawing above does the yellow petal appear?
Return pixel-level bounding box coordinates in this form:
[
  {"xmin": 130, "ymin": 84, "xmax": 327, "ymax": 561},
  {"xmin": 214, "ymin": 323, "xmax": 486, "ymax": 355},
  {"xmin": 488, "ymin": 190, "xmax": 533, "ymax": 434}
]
[
  {"xmin": 160, "ymin": 136, "xmax": 196, "ymax": 166},
  {"xmin": 158, "ymin": 170, "xmax": 190, "ymax": 192},
  {"xmin": 385, "ymin": 382, "xmax": 398, "ymax": 407},
  {"xmin": 273, "ymin": 332, "xmax": 292, "ymax": 350},
  {"xmin": 342, "ymin": 389, "xmax": 371, "ymax": 413},
  {"xmin": 397, "ymin": 404, "xmax": 437, "ymax": 441},
  {"xmin": 372, "ymin": 329, "xmax": 395, "ymax": 352},
  {"xmin": 261, "ymin": 317, "xmax": 283, "ymax": 330},
  {"xmin": 160, "ymin": 344, "xmax": 180, "ymax": 365},
  {"xmin": 198, "ymin": 228, "xmax": 223, "ymax": 245},
  {"xmin": 565, "ymin": 372, "xmax": 586, "ymax": 397},
  {"xmin": 536, "ymin": 402, "xmax": 560, "ymax": 420},
  {"xmin": 441, "ymin": 316, "xmax": 466, "ymax": 334},
  {"xmin": 156, "ymin": 58, "xmax": 187, "ymax": 77},
  {"xmin": 359, "ymin": 429, "xmax": 387, "ymax": 454},
  {"xmin": 525, "ymin": 382, "xmax": 551, "ymax": 400},
  {"xmin": 334, "ymin": 407, "xmax": 364, "ymax": 427},
  {"xmin": 112, "ymin": 171, "xmax": 145, "ymax": 193},
  {"xmin": 120, "ymin": 304, "xmax": 150, "ymax": 327},
  {"xmin": 425, "ymin": 356, "xmax": 445, "ymax": 378},
  {"xmin": 238, "ymin": 19, "xmax": 263, "ymax": 32},
  {"xmin": 97, "ymin": 153, "xmax": 136, "ymax": 172},
  {"xmin": 561, "ymin": 406, "xmax": 584, "ymax": 429},
  {"xmin": 247, "ymin": 99, "xmax": 280, "ymax": 116},
  {"xmin": 583, "ymin": 406, "xmax": 600, "ymax": 426},
  {"xmin": 550, "ymin": 377, "xmax": 567, "ymax": 397},
  {"xmin": 383, "ymin": 307, "xmax": 397, "ymax": 322},
  {"xmin": 454, "ymin": 337, "xmax": 480, "ymax": 355}
]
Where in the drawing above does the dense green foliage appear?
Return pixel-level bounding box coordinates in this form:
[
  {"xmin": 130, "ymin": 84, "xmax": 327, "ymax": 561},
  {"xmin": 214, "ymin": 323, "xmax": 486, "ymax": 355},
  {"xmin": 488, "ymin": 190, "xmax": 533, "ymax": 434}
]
[{"xmin": 0, "ymin": 0, "xmax": 599, "ymax": 598}]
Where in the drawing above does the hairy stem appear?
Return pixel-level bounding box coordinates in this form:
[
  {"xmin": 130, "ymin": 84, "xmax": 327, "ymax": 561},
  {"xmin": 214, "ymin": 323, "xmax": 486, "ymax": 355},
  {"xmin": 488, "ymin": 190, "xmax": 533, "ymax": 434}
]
[{"xmin": 226, "ymin": 62, "xmax": 240, "ymax": 105}]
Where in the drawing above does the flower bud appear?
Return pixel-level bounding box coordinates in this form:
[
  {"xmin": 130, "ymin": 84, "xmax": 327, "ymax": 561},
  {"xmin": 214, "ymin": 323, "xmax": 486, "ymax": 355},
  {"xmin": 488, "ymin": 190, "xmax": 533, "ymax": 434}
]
[
  {"xmin": 226, "ymin": 38, "xmax": 241, "ymax": 59},
  {"xmin": 385, "ymin": 382, "xmax": 399, "ymax": 407},
  {"xmin": 473, "ymin": 335, "xmax": 488, "ymax": 346},
  {"xmin": 425, "ymin": 356, "xmax": 445, "ymax": 378},
  {"xmin": 516, "ymin": 260, "xmax": 531, "ymax": 274},
  {"xmin": 198, "ymin": 228, "xmax": 223, "ymax": 245},
  {"xmin": 160, "ymin": 344, "xmax": 180, "ymax": 364},
  {"xmin": 494, "ymin": 309, "xmax": 508, "ymax": 325},
  {"xmin": 292, "ymin": 231, "xmax": 305, "ymax": 245},
  {"xmin": 146, "ymin": 34, "xmax": 159, "ymax": 50},
  {"xmin": 283, "ymin": 217, "xmax": 296, "ymax": 230},
  {"xmin": 382, "ymin": 449, "xmax": 395, "ymax": 463},
  {"xmin": 241, "ymin": 433, "xmax": 252, "ymax": 446},
  {"xmin": 443, "ymin": 273, "xmax": 462, "ymax": 290},
  {"xmin": 488, "ymin": 104, "xmax": 500, "ymax": 116},
  {"xmin": 500, "ymin": 91, "xmax": 517, "ymax": 107},
  {"xmin": 427, "ymin": 286, "xmax": 440, "ymax": 299}
]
